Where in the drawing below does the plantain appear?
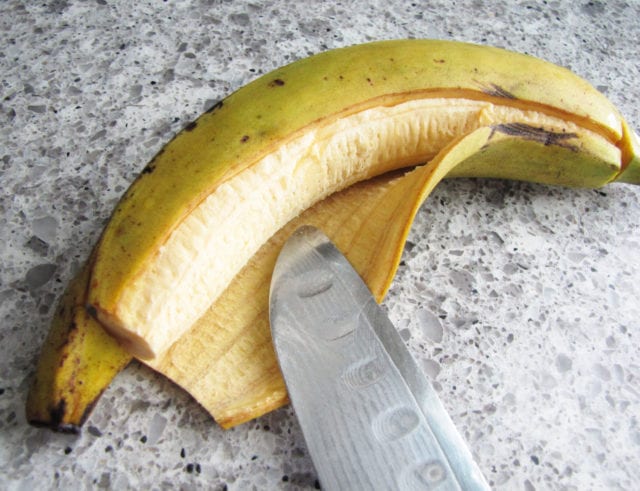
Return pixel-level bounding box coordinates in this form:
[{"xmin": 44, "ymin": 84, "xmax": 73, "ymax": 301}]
[
  {"xmin": 27, "ymin": 39, "xmax": 639, "ymax": 430},
  {"xmin": 84, "ymin": 39, "xmax": 639, "ymax": 360}
]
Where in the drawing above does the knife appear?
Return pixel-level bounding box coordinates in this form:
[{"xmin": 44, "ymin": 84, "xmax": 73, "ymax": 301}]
[{"xmin": 269, "ymin": 225, "xmax": 490, "ymax": 490}]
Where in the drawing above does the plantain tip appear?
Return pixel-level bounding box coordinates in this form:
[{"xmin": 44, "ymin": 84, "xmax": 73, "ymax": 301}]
[
  {"xmin": 614, "ymin": 123, "xmax": 640, "ymax": 185},
  {"xmin": 616, "ymin": 150, "xmax": 640, "ymax": 184}
]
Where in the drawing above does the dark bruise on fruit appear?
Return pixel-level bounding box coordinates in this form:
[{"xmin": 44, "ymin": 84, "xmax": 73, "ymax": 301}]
[
  {"xmin": 492, "ymin": 123, "xmax": 578, "ymax": 150},
  {"xmin": 268, "ymin": 78, "xmax": 285, "ymax": 87}
]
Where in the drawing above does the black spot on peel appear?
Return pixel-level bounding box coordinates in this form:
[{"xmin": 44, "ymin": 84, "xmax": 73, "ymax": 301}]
[
  {"xmin": 48, "ymin": 399, "xmax": 67, "ymax": 429},
  {"xmin": 184, "ymin": 121, "xmax": 198, "ymax": 132},
  {"xmin": 135, "ymin": 151, "xmax": 163, "ymax": 181},
  {"xmin": 240, "ymin": 135, "xmax": 250, "ymax": 143},
  {"xmin": 206, "ymin": 100, "xmax": 224, "ymax": 113},
  {"xmin": 268, "ymin": 79, "xmax": 285, "ymax": 87},
  {"xmin": 492, "ymin": 123, "xmax": 578, "ymax": 150}
]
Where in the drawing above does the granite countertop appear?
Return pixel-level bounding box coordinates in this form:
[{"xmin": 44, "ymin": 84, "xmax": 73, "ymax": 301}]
[{"xmin": 2, "ymin": 1, "xmax": 639, "ymax": 489}]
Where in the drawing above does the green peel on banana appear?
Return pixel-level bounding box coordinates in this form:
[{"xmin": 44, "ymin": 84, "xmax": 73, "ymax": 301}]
[{"xmin": 27, "ymin": 39, "xmax": 639, "ymax": 431}]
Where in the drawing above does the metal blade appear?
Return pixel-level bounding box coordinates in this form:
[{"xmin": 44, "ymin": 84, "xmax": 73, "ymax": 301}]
[{"xmin": 269, "ymin": 226, "xmax": 490, "ymax": 491}]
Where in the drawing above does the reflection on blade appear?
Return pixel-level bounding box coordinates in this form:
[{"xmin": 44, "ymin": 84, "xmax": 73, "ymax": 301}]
[{"xmin": 269, "ymin": 226, "xmax": 490, "ymax": 491}]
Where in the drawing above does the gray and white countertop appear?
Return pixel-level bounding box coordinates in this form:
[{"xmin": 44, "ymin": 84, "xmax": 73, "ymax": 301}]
[{"xmin": 1, "ymin": 1, "xmax": 639, "ymax": 489}]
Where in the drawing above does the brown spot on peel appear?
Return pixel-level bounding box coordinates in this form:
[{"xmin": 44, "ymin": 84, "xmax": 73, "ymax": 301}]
[{"xmin": 269, "ymin": 79, "xmax": 285, "ymax": 87}]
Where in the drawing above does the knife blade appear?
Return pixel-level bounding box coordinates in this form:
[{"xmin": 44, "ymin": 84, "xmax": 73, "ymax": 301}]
[{"xmin": 269, "ymin": 225, "xmax": 490, "ymax": 490}]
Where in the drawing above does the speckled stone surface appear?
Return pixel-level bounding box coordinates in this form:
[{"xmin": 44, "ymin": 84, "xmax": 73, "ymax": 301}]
[{"xmin": 1, "ymin": 1, "xmax": 639, "ymax": 489}]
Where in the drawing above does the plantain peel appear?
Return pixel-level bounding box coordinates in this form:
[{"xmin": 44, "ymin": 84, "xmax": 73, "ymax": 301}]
[{"xmin": 28, "ymin": 39, "xmax": 639, "ymax": 431}]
